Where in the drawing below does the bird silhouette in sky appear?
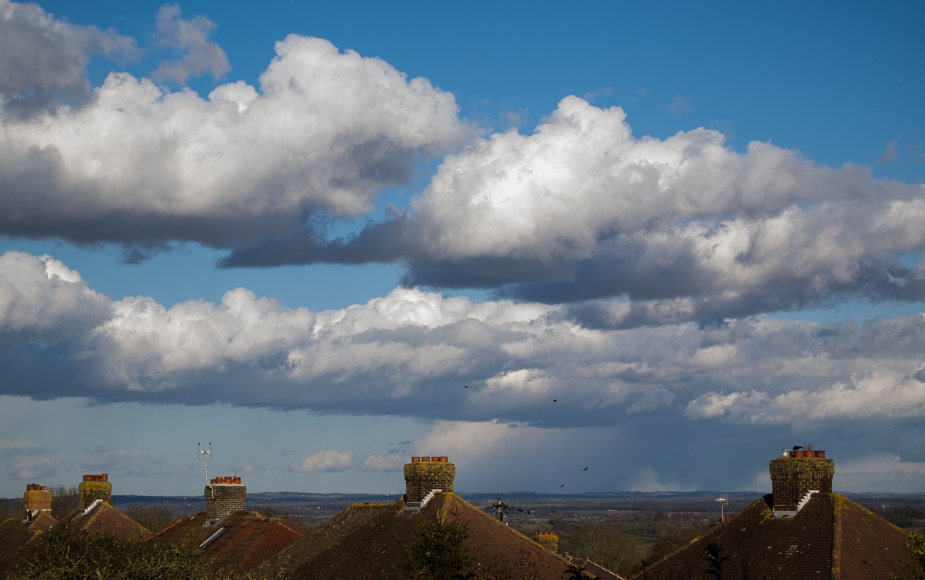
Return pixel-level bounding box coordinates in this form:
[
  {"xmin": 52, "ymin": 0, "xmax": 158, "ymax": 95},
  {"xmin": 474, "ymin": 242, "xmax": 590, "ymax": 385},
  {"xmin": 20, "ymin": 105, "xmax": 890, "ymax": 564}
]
[
  {"xmin": 464, "ymin": 385, "xmax": 468, "ymax": 388},
  {"xmin": 560, "ymin": 483, "xmax": 565, "ymax": 487},
  {"xmin": 582, "ymin": 466, "xmax": 588, "ymax": 471},
  {"xmin": 553, "ymin": 399, "xmax": 557, "ymax": 402}
]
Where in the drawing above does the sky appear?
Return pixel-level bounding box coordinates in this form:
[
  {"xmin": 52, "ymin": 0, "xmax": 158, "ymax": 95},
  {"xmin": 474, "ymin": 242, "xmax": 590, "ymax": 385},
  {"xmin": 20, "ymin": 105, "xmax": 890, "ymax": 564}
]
[{"xmin": 0, "ymin": 0, "xmax": 924, "ymax": 499}]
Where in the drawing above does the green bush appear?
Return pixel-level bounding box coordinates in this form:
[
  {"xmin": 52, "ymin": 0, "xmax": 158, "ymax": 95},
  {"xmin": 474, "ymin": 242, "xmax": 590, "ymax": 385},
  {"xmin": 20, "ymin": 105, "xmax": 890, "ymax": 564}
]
[{"xmin": 8, "ymin": 530, "xmax": 220, "ymax": 580}]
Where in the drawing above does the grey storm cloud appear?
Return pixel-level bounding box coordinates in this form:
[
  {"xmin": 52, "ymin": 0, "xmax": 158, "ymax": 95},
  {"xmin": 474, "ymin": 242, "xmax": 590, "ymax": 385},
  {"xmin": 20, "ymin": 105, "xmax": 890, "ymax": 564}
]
[
  {"xmin": 2, "ymin": 251, "xmax": 924, "ymax": 432},
  {"xmin": 152, "ymin": 4, "xmax": 230, "ymax": 84},
  {"xmin": 0, "ymin": 0, "xmax": 136, "ymax": 113}
]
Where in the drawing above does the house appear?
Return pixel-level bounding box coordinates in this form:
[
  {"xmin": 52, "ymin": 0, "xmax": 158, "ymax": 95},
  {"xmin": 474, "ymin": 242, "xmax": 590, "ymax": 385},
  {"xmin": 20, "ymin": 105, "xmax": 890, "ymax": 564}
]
[
  {"xmin": 259, "ymin": 456, "xmax": 623, "ymax": 579},
  {"xmin": 52, "ymin": 474, "xmax": 151, "ymax": 542},
  {"xmin": 146, "ymin": 475, "xmax": 306, "ymax": 577},
  {"xmin": 0, "ymin": 484, "xmax": 58, "ymax": 577},
  {"xmin": 0, "ymin": 474, "xmax": 150, "ymax": 575},
  {"xmin": 631, "ymin": 450, "xmax": 921, "ymax": 579}
]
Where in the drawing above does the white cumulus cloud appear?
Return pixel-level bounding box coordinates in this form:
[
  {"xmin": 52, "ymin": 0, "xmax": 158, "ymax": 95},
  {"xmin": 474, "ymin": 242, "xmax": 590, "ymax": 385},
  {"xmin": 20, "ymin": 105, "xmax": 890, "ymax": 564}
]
[
  {"xmin": 283, "ymin": 96, "xmax": 925, "ymax": 323},
  {"xmin": 0, "ymin": 32, "xmax": 466, "ymax": 251},
  {"xmin": 288, "ymin": 450, "xmax": 355, "ymax": 472},
  {"xmin": 359, "ymin": 454, "xmax": 405, "ymax": 472},
  {"xmin": 1, "ymin": 251, "xmax": 924, "ymax": 432},
  {"xmin": 0, "ymin": 252, "xmax": 110, "ymax": 335}
]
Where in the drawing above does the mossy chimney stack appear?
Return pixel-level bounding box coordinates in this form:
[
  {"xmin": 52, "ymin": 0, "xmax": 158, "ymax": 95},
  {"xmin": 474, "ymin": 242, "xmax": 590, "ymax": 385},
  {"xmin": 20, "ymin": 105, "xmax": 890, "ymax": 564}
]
[
  {"xmin": 23, "ymin": 484, "xmax": 52, "ymax": 517},
  {"xmin": 79, "ymin": 474, "xmax": 111, "ymax": 509},
  {"xmin": 770, "ymin": 449, "xmax": 834, "ymax": 516},
  {"xmin": 404, "ymin": 456, "xmax": 454, "ymax": 505}
]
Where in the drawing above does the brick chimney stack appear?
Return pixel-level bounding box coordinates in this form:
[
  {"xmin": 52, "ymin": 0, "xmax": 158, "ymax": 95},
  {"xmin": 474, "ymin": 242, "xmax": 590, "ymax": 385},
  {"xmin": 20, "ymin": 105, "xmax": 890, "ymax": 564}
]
[
  {"xmin": 769, "ymin": 448, "xmax": 834, "ymax": 517},
  {"xmin": 205, "ymin": 476, "xmax": 245, "ymax": 526},
  {"xmin": 78, "ymin": 474, "xmax": 111, "ymax": 510},
  {"xmin": 23, "ymin": 484, "xmax": 52, "ymax": 518},
  {"xmin": 404, "ymin": 456, "xmax": 454, "ymax": 505}
]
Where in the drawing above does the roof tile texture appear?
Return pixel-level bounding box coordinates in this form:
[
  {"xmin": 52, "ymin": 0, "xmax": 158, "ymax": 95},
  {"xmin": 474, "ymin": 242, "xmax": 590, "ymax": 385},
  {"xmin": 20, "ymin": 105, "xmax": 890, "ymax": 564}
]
[
  {"xmin": 54, "ymin": 502, "xmax": 150, "ymax": 543},
  {"xmin": 148, "ymin": 510, "xmax": 306, "ymax": 577},
  {"xmin": 632, "ymin": 493, "xmax": 920, "ymax": 580},
  {"xmin": 0, "ymin": 514, "xmax": 58, "ymax": 577},
  {"xmin": 260, "ymin": 493, "xmax": 622, "ymax": 580}
]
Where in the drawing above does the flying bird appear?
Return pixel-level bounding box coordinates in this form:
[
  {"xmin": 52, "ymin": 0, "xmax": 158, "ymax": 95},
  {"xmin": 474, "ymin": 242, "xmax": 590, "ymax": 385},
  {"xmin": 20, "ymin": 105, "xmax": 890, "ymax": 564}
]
[
  {"xmin": 560, "ymin": 484, "xmax": 565, "ymax": 487},
  {"xmin": 464, "ymin": 385, "xmax": 468, "ymax": 388},
  {"xmin": 553, "ymin": 399, "xmax": 557, "ymax": 402},
  {"xmin": 582, "ymin": 466, "xmax": 588, "ymax": 471}
]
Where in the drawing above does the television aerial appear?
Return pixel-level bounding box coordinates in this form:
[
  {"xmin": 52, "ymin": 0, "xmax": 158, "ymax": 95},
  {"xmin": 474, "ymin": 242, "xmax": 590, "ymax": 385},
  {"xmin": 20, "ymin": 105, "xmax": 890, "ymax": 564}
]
[
  {"xmin": 715, "ymin": 496, "xmax": 728, "ymax": 521},
  {"xmin": 198, "ymin": 442, "xmax": 212, "ymax": 485}
]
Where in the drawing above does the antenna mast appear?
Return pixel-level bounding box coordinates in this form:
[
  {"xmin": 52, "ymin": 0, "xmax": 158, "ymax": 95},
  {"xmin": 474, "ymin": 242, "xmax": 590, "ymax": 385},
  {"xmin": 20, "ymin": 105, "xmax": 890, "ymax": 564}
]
[
  {"xmin": 715, "ymin": 496, "xmax": 727, "ymax": 521},
  {"xmin": 198, "ymin": 442, "xmax": 212, "ymax": 485}
]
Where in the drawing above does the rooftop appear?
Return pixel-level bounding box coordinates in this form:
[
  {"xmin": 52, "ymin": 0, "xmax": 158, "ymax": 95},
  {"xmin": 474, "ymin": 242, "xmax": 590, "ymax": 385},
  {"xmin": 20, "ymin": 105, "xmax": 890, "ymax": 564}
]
[
  {"xmin": 260, "ymin": 492, "xmax": 622, "ymax": 580},
  {"xmin": 632, "ymin": 493, "xmax": 920, "ymax": 579},
  {"xmin": 148, "ymin": 510, "xmax": 306, "ymax": 577}
]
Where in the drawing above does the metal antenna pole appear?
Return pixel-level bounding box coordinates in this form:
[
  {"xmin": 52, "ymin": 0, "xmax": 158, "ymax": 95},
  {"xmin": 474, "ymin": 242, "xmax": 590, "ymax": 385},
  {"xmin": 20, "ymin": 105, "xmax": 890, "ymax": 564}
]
[{"xmin": 199, "ymin": 442, "xmax": 213, "ymax": 485}]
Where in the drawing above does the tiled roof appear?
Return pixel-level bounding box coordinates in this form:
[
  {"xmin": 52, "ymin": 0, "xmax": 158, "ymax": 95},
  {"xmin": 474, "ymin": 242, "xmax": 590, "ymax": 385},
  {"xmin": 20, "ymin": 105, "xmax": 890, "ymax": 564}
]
[
  {"xmin": 0, "ymin": 512, "xmax": 59, "ymax": 576},
  {"xmin": 147, "ymin": 510, "xmax": 306, "ymax": 577},
  {"xmin": 54, "ymin": 501, "xmax": 151, "ymax": 543},
  {"xmin": 260, "ymin": 493, "xmax": 623, "ymax": 580},
  {"xmin": 631, "ymin": 493, "xmax": 920, "ymax": 579}
]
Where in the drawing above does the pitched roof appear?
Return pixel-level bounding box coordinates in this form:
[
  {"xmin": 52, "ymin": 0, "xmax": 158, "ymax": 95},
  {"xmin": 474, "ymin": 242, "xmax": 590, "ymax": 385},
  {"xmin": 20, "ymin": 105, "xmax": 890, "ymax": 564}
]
[
  {"xmin": 54, "ymin": 501, "xmax": 151, "ymax": 543},
  {"xmin": 631, "ymin": 493, "xmax": 920, "ymax": 580},
  {"xmin": 147, "ymin": 510, "xmax": 306, "ymax": 577},
  {"xmin": 260, "ymin": 493, "xmax": 623, "ymax": 580},
  {"xmin": 0, "ymin": 513, "xmax": 58, "ymax": 577}
]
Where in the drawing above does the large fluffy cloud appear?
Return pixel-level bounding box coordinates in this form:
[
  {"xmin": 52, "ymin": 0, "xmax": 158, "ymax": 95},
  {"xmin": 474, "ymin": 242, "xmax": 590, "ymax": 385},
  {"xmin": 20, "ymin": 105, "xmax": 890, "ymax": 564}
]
[
  {"xmin": 0, "ymin": 252, "xmax": 110, "ymax": 337},
  {"xmin": 2, "ymin": 1, "xmax": 921, "ymax": 325},
  {"xmin": 0, "ymin": 17, "xmax": 466, "ymax": 248},
  {"xmin": 224, "ymin": 97, "xmax": 925, "ymax": 323},
  {"xmin": 3, "ymin": 251, "xmax": 924, "ymax": 431}
]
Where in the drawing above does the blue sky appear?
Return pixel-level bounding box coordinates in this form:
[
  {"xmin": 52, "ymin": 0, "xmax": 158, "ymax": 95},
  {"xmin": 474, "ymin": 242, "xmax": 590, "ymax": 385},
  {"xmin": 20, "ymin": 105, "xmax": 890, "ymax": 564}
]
[{"xmin": 0, "ymin": 0, "xmax": 923, "ymax": 499}]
